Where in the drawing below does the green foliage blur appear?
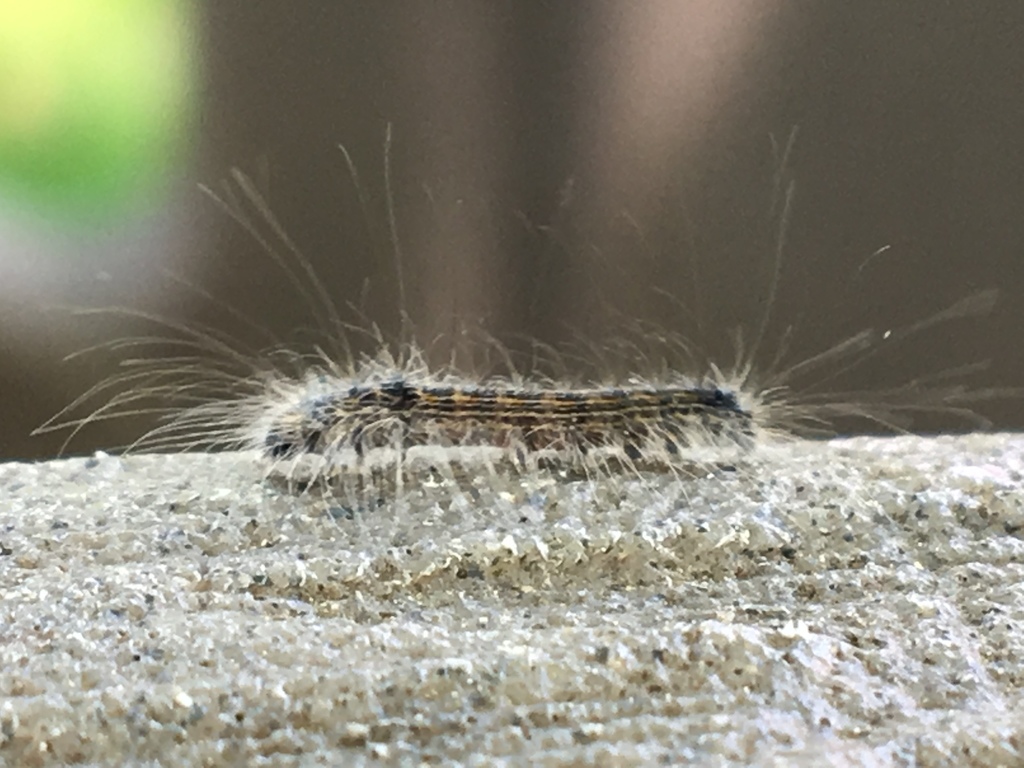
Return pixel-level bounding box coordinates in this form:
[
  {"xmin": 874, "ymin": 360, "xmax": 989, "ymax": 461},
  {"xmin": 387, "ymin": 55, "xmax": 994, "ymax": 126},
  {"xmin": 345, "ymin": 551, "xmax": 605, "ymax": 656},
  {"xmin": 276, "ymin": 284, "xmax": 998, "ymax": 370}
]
[{"xmin": 0, "ymin": 0, "xmax": 195, "ymax": 223}]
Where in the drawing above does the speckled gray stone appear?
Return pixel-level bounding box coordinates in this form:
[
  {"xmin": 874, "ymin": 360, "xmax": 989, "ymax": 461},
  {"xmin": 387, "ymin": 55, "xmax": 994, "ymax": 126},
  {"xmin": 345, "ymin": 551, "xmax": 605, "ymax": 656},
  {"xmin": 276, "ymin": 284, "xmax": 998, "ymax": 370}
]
[{"xmin": 2, "ymin": 435, "xmax": 1024, "ymax": 765}]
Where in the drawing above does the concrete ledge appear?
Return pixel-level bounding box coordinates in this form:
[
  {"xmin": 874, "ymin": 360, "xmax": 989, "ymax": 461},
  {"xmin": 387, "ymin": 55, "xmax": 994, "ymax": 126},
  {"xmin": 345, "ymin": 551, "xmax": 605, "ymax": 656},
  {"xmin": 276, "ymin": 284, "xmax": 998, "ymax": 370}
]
[{"xmin": 2, "ymin": 434, "xmax": 1024, "ymax": 764}]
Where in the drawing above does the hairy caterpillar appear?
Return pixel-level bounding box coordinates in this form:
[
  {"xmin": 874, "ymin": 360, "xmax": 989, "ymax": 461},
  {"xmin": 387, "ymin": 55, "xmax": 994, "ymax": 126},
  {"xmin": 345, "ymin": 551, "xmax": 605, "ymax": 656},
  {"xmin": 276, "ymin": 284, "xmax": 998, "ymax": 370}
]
[{"xmin": 35, "ymin": 135, "xmax": 1011, "ymax": 496}]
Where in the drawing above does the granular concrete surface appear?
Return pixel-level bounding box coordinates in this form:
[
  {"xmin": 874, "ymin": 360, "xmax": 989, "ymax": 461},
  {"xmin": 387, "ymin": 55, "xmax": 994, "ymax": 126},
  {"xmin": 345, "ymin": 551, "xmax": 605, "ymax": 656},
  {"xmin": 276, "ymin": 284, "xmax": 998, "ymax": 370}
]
[{"xmin": 2, "ymin": 434, "xmax": 1024, "ymax": 766}]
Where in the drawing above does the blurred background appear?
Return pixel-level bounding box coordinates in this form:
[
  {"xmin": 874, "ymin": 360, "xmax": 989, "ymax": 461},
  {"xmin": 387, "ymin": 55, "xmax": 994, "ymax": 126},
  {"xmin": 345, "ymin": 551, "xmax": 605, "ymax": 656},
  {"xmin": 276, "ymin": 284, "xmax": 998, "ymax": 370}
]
[{"xmin": 3, "ymin": 0, "xmax": 1024, "ymax": 460}]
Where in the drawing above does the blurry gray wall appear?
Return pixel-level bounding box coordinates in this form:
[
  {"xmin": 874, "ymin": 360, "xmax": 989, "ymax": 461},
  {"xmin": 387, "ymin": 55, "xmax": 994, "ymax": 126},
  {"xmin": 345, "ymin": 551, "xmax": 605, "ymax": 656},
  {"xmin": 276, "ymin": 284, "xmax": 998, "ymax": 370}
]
[{"xmin": 6, "ymin": 0, "xmax": 1024, "ymax": 460}]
